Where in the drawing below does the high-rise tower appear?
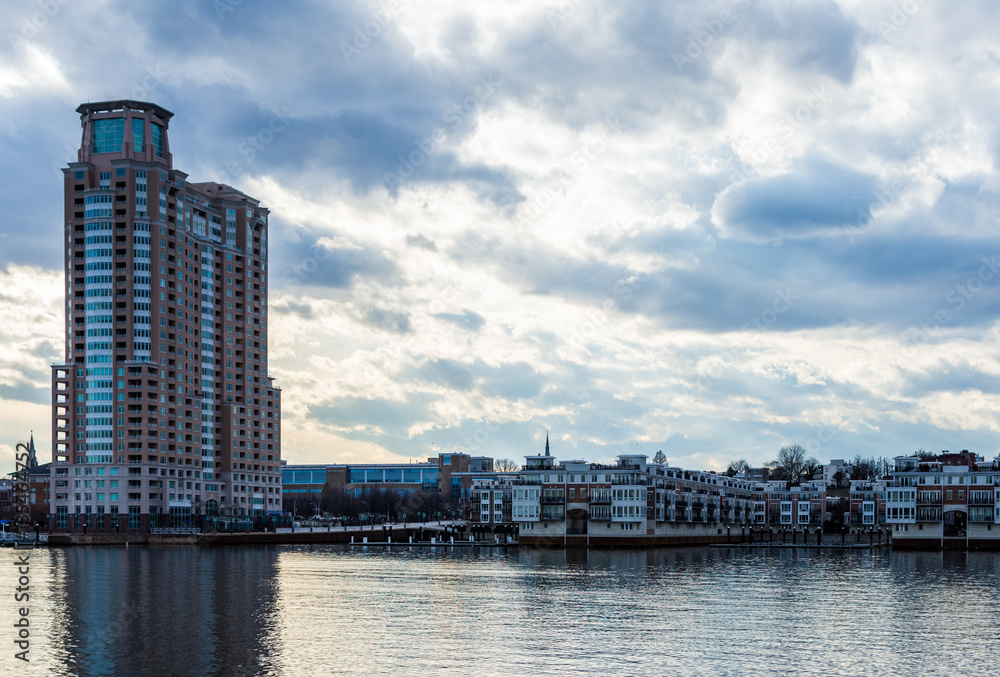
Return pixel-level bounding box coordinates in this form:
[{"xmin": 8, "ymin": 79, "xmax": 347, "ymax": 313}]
[{"xmin": 50, "ymin": 100, "xmax": 281, "ymax": 532}]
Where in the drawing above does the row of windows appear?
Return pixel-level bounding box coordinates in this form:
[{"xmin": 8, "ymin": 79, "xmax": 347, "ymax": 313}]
[{"xmin": 91, "ymin": 117, "xmax": 162, "ymax": 156}]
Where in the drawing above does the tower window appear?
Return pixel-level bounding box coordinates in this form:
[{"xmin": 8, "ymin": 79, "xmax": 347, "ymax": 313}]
[
  {"xmin": 151, "ymin": 122, "xmax": 164, "ymax": 158},
  {"xmin": 132, "ymin": 117, "xmax": 145, "ymax": 153},
  {"xmin": 93, "ymin": 118, "xmax": 124, "ymax": 154}
]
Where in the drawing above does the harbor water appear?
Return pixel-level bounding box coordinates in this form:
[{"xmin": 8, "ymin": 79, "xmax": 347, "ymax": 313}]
[{"xmin": 2, "ymin": 545, "xmax": 998, "ymax": 676}]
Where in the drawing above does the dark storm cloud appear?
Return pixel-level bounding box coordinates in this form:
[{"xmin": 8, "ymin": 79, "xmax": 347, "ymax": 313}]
[{"xmin": 714, "ymin": 156, "xmax": 878, "ymax": 241}]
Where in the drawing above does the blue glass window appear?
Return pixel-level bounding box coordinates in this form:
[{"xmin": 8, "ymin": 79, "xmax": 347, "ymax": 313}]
[
  {"xmin": 348, "ymin": 469, "xmax": 366, "ymax": 483},
  {"xmin": 92, "ymin": 118, "xmax": 124, "ymax": 154},
  {"xmin": 385, "ymin": 469, "xmax": 402, "ymax": 482},
  {"xmin": 132, "ymin": 118, "xmax": 144, "ymax": 153},
  {"xmin": 151, "ymin": 122, "xmax": 163, "ymax": 158}
]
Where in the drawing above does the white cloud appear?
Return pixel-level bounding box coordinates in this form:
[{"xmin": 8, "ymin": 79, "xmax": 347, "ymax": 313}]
[{"xmin": 3, "ymin": 0, "xmax": 1000, "ymax": 476}]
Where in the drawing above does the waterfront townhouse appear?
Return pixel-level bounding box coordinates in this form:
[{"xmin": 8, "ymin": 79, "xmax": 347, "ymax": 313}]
[
  {"xmin": 756, "ymin": 481, "xmax": 828, "ymax": 528},
  {"xmin": 887, "ymin": 452, "xmax": 1000, "ymax": 549},
  {"xmin": 513, "ymin": 443, "xmax": 759, "ymax": 546},
  {"xmin": 468, "ymin": 477, "xmax": 513, "ymax": 527},
  {"xmin": 848, "ymin": 479, "xmax": 888, "ymax": 528}
]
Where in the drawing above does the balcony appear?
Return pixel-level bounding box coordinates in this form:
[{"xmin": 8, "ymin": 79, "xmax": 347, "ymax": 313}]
[{"xmin": 540, "ymin": 496, "xmax": 564, "ymax": 504}]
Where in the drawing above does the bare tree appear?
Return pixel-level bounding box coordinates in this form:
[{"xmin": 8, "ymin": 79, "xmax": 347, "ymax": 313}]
[
  {"xmin": 725, "ymin": 459, "xmax": 749, "ymax": 477},
  {"xmin": 494, "ymin": 458, "xmax": 520, "ymax": 472},
  {"xmin": 773, "ymin": 445, "xmax": 807, "ymax": 485},
  {"xmin": 852, "ymin": 454, "xmax": 872, "ymax": 480},
  {"xmin": 872, "ymin": 457, "xmax": 893, "ymax": 480},
  {"xmin": 850, "ymin": 455, "xmax": 894, "ymax": 481},
  {"xmin": 802, "ymin": 457, "xmax": 822, "ymax": 482}
]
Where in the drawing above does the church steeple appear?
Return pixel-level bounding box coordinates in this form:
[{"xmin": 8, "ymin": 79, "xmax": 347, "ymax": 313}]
[
  {"xmin": 28, "ymin": 431, "xmax": 37, "ymax": 468},
  {"xmin": 544, "ymin": 432, "xmax": 550, "ymax": 457}
]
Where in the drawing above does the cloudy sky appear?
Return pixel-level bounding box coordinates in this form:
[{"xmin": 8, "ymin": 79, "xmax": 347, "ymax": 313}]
[{"xmin": 2, "ymin": 0, "xmax": 1000, "ymax": 475}]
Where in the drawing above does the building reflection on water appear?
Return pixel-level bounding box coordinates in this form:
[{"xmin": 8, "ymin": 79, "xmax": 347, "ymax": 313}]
[{"xmin": 48, "ymin": 546, "xmax": 281, "ymax": 677}]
